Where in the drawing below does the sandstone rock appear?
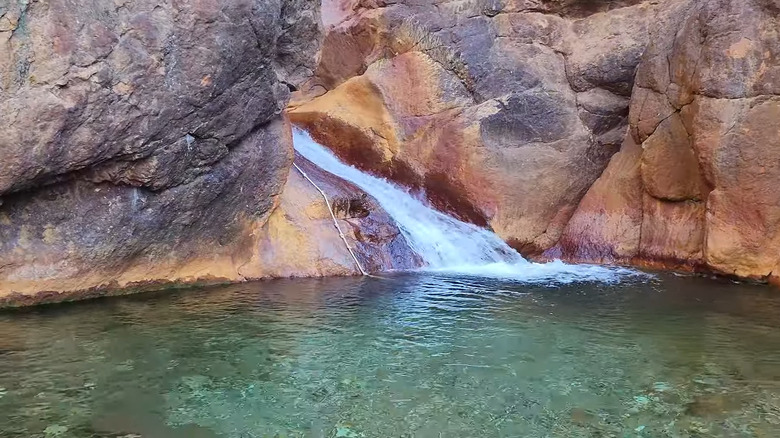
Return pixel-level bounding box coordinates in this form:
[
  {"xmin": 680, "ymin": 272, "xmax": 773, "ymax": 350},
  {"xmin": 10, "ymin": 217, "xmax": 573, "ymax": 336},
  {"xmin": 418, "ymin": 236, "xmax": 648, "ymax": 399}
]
[
  {"xmin": 290, "ymin": 51, "xmax": 493, "ymax": 227},
  {"xmin": 241, "ymin": 153, "xmax": 422, "ymax": 279},
  {"xmin": 701, "ymin": 97, "xmax": 780, "ymax": 280},
  {"xmin": 0, "ymin": 0, "xmax": 421, "ymax": 305},
  {"xmin": 293, "ymin": 0, "xmax": 670, "ymax": 255},
  {"xmin": 312, "ymin": 12, "xmax": 383, "ymax": 92},
  {"xmin": 0, "ymin": 0, "xmax": 325, "ymax": 304},
  {"xmin": 0, "ymin": 0, "xmax": 318, "ymax": 197},
  {"xmin": 0, "ymin": 119, "xmax": 293, "ymax": 303},
  {"xmin": 564, "ymin": 3, "xmax": 653, "ymax": 96},
  {"xmin": 629, "ymin": 87, "xmax": 677, "ymax": 143},
  {"xmin": 577, "ymin": 88, "xmax": 630, "ymax": 136},
  {"xmin": 543, "ymin": 137, "xmax": 644, "ymax": 264},
  {"xmin": 0, "ymin": 117, "xmax": 421, "ymax": 306},
  {"xmin": 551, "ymin": 0, "xmax": 780, "ymax": 281},
  {"xmin": 639, "ymin": 195, "xmax": 705, "ymax": 268},
  {"xmin": 639, "ymin": 113, "xmax": 706, "ymax": 202},
  {"xmin": 500, "ymin": 0, "xmax": 646, "ymax": 18},
  {"xmin": 5, "ymin": 0, "xmax": 777, "ymax": 305}
]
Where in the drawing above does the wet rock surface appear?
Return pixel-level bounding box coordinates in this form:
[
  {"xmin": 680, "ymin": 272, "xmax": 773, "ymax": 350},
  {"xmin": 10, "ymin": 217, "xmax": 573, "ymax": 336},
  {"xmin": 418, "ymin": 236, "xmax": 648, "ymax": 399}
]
[
  {"xmin": 243, "ymin": 153, "xmax": 422, "ymax": 279},
  {"xmin": 293, "ymin": 0, "xmax": 780, "ymax": 283},
  {"xmin": 3, "ymin": 0, "xmax": 779, "ymax": 303},
  {"xmin": 290, "ymin": 0, "xmax": 672, "ymax": 255}
]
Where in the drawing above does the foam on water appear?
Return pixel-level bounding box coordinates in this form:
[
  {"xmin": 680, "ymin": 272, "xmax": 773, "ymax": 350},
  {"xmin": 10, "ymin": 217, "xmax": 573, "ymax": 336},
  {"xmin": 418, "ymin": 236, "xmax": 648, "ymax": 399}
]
[{"xmin": 293, "ymin": 129, "xmax": 642, "ymax": 283}]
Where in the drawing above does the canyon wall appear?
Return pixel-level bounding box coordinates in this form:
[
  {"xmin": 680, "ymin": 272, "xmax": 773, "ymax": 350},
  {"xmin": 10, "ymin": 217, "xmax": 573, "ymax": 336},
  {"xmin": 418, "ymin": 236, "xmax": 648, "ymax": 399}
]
[
  {"xmin": 290, "ymin": 0, "xmax": 780, "ymax": 282},
  {"xmin": 2, "ymin": 0, "xmax": 778, "ymax": 305},
  {"xmin": 547, "ymin": 0, "xmax": 780, "ymax": 283},
  {"xmin": 0, "ymin": 0, "xmax": 417, "ymax": 305},
  {"xmin": 289, "ymin": 0, "xmax": 672, "ymax": 254}
]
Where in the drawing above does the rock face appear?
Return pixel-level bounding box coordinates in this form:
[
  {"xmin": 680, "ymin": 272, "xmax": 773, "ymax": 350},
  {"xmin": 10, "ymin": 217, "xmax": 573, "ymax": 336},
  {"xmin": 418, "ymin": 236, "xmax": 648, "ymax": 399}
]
[
  {"xmin": 0, "ymin": 0, "xmax": 319, "ymax": 196},
  {"xmin": 0, "ymin": 0, "xmax": 321, "ymax": 303},
  {"xmin": 244, "ymin": 152, "xmax": 422, "ymax": 279},
  {"xmin": 546, "ymin": 0, "xmax": 780, "ymax": 282},
  {"xmin": 291, "ymin": 0, "xmax": 780, "ymax": 283},
  {"xmin": 289, "ymin": 0, "xmax": 672, "ymax": 254},
  {"xmin": 2, "ymin": 0, "xmax": 778, "ymax": 304},
  {"xmin": 0, "ymin": 0, "xmax": 420, "ymax": 305}
]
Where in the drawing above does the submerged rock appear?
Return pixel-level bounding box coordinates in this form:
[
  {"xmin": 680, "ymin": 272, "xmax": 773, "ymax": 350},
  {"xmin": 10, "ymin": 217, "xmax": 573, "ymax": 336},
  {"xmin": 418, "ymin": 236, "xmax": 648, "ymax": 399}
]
[
  {"xmin": 43, "ymin": 425, "xmax": 68, "ymax": 437},
  {"xmin": 686, "ymin": 393, "xmax": 744, "ymax": 417}
]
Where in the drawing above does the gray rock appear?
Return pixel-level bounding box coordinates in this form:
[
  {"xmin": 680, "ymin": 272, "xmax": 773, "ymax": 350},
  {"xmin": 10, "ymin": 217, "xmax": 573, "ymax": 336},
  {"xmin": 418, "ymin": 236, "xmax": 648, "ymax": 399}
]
[{"xmin": 0, "ymin": 0, "xmax": 322, "ymax": 302}]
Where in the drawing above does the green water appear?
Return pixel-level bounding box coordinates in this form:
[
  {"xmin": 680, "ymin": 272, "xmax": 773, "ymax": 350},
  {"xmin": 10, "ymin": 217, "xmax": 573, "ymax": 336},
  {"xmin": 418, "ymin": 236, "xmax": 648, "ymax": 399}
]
[{"xmin": 1, "ymin": 273, "xmax": 779, "ymax": 437}]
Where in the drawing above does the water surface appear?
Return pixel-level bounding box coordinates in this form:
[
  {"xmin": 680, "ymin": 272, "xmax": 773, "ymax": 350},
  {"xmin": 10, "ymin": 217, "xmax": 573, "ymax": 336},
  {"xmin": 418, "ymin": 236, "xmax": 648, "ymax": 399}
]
[{"xmin": 1, "ymin": 273, "xmax": 779, "ymax": 437}]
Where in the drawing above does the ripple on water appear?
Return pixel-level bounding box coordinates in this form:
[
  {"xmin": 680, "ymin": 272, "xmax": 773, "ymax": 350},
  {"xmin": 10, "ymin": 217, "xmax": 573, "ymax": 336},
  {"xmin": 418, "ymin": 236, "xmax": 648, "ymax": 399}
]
[{"xmin": 0, "ymin": 273, "xmax": 779, "ymax": 437}]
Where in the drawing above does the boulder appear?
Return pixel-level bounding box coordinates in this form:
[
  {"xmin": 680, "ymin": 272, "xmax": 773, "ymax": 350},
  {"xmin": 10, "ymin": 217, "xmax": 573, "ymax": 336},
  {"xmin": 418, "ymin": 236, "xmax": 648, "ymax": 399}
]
[
  {"xmin": 0, "ymin": 0, "xmax": 320, "ymax": 196},
  {"xmin": 0, "ymin": 0, "xmax": 323, "ymax": 304},
  {"xmin": 242, "ymin": 153, "xmax": 422, "ymax": 279}
]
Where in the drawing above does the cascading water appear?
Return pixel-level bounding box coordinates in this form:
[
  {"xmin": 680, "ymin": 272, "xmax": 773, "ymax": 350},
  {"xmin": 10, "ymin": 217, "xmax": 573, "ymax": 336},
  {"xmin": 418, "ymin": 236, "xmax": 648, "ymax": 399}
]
[{"xmin": 293, "ymin": 129, "xmax": 640, "ymax": 283}]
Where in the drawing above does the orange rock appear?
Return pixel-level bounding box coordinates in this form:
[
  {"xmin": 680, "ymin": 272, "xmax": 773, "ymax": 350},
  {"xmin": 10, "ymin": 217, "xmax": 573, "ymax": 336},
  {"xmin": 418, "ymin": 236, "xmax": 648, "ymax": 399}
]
[
  {"xmin": 551, "ymin": 0, "xmax": 780, "ymax": 282},
  {"xmin": 242, "ymin": 153, "xmax": 421, "ymax": 279},
  {"xmin": 629, "ymin": 87, "xmax": 676, "ymax": 143},
  {"xmin": 290, "ymin": 0, "xmax": 679, "ymax": 258},
  {"xmin": 289, "ymin": 51, "xmax": 495, "ymax": 227},
  {"xmin": 701, "ymin": 98, "xmax": 780, "ymax": 280},
  {"xmin": 640, "ymin": 113, "xmax": 706, "ymax": 202},
  {"xmin": 289, "ymin": 74, "xmax": 400, "ymax": 166},
  {"xmin": 543, "ymin": 137, "xmax": 644, "ymax": 264},
  {"xmin": 639, "ymin": 195, "xmax": 705, "ymax": 268},
  {"xmin": 0, "ymin": 118, "xmax": 420, "ymax": 306}
]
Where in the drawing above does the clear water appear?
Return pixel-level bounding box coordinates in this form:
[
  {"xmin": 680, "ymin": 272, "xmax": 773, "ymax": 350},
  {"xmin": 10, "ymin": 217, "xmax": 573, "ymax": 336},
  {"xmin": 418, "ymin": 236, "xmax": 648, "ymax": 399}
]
[{"xmin": 2, "ymin": 273, "xmax": 780, "ymax": 438}]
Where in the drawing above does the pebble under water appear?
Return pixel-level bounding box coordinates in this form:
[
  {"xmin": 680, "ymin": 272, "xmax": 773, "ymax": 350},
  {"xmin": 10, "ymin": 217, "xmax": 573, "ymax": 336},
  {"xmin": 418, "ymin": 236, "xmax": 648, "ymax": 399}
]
[{"xmin": 1, "ymin": 273, "xmax": 780, "ymax": 437}]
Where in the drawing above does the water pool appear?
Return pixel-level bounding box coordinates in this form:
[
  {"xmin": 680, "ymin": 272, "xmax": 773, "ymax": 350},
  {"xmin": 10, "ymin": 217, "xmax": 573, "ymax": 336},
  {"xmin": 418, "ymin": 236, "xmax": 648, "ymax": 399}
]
[{"xmin": 1, "ymin": 272, "xmax": 779, "ymax": 437}]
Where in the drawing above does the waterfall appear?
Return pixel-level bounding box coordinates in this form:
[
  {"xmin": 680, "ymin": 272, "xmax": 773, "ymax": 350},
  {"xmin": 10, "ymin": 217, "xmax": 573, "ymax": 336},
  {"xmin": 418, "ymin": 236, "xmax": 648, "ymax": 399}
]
[{"xmin": 293, "ymin": 129, "xmax": 640, "ymax": 283}]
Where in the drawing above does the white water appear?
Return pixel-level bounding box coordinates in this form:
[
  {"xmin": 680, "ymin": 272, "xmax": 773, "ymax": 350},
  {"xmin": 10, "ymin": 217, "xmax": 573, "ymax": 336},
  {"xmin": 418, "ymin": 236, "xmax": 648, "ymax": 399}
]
[{"xmin": 293, "ymin": 129, "xmax": 643, "ymax": 283}]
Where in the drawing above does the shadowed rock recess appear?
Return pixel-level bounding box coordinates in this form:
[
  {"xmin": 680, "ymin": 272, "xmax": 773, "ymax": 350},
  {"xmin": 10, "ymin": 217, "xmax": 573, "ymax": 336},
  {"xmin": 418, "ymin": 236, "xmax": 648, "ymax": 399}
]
[{"xmin": 1, "ymin": 0, "xmax": 778, "ymax": 305}]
